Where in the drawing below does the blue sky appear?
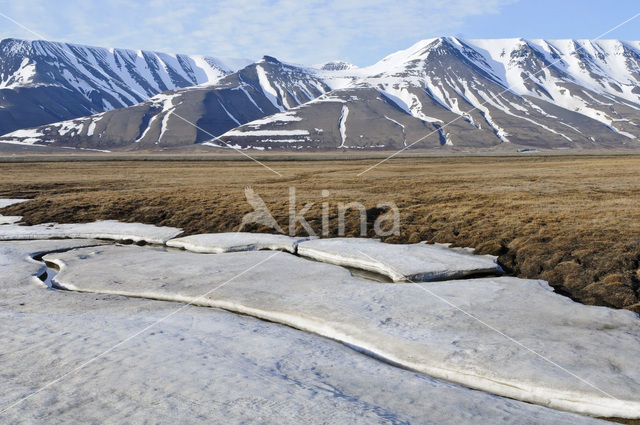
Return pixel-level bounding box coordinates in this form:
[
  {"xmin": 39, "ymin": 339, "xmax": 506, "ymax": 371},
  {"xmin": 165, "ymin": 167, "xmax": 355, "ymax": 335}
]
[{"xmin": 0, "ymin": 0, "xmax": 638, "ymax": 66}]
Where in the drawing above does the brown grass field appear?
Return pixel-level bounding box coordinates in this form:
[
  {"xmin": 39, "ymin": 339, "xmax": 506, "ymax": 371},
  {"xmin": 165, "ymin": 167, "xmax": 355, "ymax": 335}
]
[{"xmin": 1, "ymin": 154, "xmax": 640, "ymax": 314}]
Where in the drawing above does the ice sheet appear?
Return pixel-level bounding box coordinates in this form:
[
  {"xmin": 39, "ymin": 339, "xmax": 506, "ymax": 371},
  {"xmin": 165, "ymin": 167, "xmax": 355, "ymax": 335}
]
[
  {"xmin": 0, "ymin": 199, "xmax": 30, "ymax": 208},
  {"xmin": 0, "ymin": 241, "xmax": 604, "ymax": 424},
  {"xmin": 166, "ymin": 232, "xmax": 309, "ymax": 253},
  {"xmin": 0, "ymin": 216, "xmax": 22, "ymax": 225},
  {"xmin": 297, "ymin": 238, "xmax": 500, "ymax": 281},
  {"xmin": 45, "ymin": 245, "xmax": 640, "ymax": 418},
  {"xmin": 0, "ymin": 220, "xmax": 182, "ymax": 244},
  {"xmin": 0, "ymin": 239, "xmax": 107, "ymax": 286},
  {"xmin": 0, "ymin": 199, "xmax": 29, "ymax": 225}
]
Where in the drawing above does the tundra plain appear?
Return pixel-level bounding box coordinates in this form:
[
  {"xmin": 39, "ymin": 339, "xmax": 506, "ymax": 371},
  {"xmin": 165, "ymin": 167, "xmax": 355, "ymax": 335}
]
[{"xmin": 1, "ymin": 154, "xmax": 639, "ymax": 313}]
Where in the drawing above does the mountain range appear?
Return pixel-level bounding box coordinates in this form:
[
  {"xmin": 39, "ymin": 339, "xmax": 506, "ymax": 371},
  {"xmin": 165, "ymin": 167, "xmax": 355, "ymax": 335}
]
[
  {"xmin": 1, "ymin": 37, "xmax": 639, "ymax": 152},
  {"xmin": 0, "ymin": 38, "xmax": 250, "ymax": 136}
]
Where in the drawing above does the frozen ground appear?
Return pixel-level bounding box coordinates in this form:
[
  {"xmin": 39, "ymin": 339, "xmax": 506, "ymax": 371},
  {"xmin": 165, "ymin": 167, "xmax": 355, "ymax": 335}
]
[
  {"xmin": 44, "ymin": 245, "xmax": 640, "ymax": 418},
  {"xmin": 297, "ymin": 238, "xmax": 501, "ymax": 281},
  {"xmin": 0, "ymin": 220, "xmax": 182, "ymax": 244},
  {"xmin": 0, "ymin": 240, "xmax": 608, "ymax": 424},
  {"xmin": 167, "ymin": 232, "xmax": 310, "ymax": 253}
]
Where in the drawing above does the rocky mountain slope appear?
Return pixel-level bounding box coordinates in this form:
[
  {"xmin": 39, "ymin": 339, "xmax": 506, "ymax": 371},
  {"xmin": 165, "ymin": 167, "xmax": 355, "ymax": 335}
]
[
  {"xmin": 2, "ymin": 37, "xmax": 640, "ymax": 152},
  {"xmin": 0, "ymin": 38, "xmax": 250, "ymax": 135},
  {"xmin": 0, "ymin": 56, "xmax": 329, "ymax": 150},
  {"xmin": 227, "ymin": 37, "xmax": 640, "ymax": 150}
]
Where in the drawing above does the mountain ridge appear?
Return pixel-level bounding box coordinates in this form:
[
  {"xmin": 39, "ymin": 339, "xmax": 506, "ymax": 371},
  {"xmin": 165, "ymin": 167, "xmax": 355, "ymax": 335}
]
[
  {"xmin": 1, "ymin": 36, "xmax": 639, "ymax": 152},
  {"xmin": 0, "ymin": 56, "xmax": 330, "ymax": 150},
  {"xmin": 0, "ymin": 37, "xmax": 252, "ymax": 135}
]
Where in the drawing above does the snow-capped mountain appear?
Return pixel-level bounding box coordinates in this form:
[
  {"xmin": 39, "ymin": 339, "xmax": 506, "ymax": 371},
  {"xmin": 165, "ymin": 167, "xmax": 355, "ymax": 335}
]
[
  {"xmin": 227, "ymin": 37, "xmax": 640, "ymax": 150},
  {"xmin": 2, "ymin": 37, "xmax": 640, "ymax": 152},
  {"xmin": 0, "ymin": 56, "xmax": 330, "ymax": 150},
  {"xmin": 0, "ymin": 38, "xmax": 251, "ymax": 135}
]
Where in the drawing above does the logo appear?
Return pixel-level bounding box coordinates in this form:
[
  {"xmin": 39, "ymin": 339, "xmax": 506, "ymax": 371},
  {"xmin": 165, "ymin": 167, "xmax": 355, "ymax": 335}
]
[{"xmin": 240, "ymin": 186, "xmax": 400, "ymax": 237}]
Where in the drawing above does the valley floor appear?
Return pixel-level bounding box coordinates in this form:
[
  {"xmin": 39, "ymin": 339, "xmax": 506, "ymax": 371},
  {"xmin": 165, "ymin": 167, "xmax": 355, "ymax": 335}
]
[{"xmin": 1, "ymin": 154, "xmax": 639, "ymax": 312}]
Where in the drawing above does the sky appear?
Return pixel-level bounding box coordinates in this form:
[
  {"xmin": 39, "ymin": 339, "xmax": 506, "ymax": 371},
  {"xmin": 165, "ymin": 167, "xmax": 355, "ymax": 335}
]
[{"xmin": 0, "ymin": 0, "xmax": 638, "ymax": 66}]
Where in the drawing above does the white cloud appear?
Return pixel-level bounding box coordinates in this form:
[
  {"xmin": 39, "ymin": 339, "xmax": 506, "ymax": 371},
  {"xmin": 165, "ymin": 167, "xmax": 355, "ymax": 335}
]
[{"xmin": 0, "ymin": 0, "xmax": 519, "ymax": 65}]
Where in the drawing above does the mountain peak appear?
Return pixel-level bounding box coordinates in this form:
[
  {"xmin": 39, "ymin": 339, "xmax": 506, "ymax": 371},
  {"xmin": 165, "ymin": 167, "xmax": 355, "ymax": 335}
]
[
  {"xmin": 261, "ymin": 55, "xmax": 281, "ymax": 64},
  {"xmin": 318, "ymin": 61, "xmax": 357, "ymax": 71}
]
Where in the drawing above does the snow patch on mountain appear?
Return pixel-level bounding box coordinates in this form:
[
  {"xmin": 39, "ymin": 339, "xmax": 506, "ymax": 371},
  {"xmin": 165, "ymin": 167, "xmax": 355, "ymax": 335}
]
[
  {"xmin": 256, "ymin": 65, "xmax": 285, "ymax": 112},
  {"xmin": 222, "ymin": 129, "xmax": 310, "ymax": 137},
  {"xmin": 338, "ymin": 105, "xmax": 349, "ymax": 147}
]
